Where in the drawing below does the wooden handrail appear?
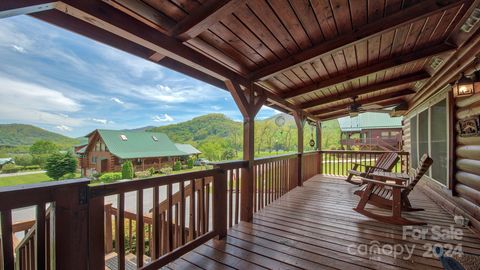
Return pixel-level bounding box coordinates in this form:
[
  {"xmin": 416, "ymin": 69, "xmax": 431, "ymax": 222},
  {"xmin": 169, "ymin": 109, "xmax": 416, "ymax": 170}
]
[
  {"xmin": 254, "ymin": 153, "xmax": 299, "ymax": 164},
  {"xmin": 320, "ymin": 150, "xmax": 409, "ymax": 155},
  {"xmin": 88, "ymin": 169, "xmax": 221, "ymax": 197}
]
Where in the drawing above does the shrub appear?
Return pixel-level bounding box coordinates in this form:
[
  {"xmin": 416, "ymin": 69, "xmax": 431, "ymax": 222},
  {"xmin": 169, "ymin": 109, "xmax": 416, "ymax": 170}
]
[
  {"xmin": 160, "ymin": 166, "xmax": 172, "ymax": 175},
  {"xmin": 2, "ymin": 163, "xmax": 19, "ymax": 174},
  {"xmin": 173, "ymin": 161, "xmax": 182, "ymax": 171},
  {"xmin": 22, "ymin": 165, "xmax": 41, "ymax": 171},
  {"xmin": 14, "ymin": 155, "xmax": 33, "ymax": 166},
  {"xmin": 45, "ymin": 152, "xmax": 77, "ymax": 180},
  {"xmin": 135, "ymin": 171, "xmax": 150, "ymax": 179},
  {"xmin": 187, "ymin": 158, "xmax": 194, "ymax": 169},
  {"xmin": 59, "ymin": 172, "xmax": 77, "ymax": 180},
  {"xmin": 147, "ymin": 167, "xmax": 155, "ymax": 176},
  {"xmin": 32, "ymin": 154, "xmax": 49, "ymax": 168},
  {"xmin": 122, "ymin": 161, "xmax": 134, "ymax": 179},
  {"xmin": 99, "ymin": 172, "xmax": 123, "ymax": 183}
]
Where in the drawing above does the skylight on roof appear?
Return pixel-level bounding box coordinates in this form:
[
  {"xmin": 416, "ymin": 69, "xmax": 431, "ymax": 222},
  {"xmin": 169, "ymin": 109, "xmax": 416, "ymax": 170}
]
[
  {"xmin": 152, "ymin": 135, "xmax": 158, "ymax": 141},
  {"xmin": 120, "ymin": 134, "xmax": 128, "ymax": 141}
]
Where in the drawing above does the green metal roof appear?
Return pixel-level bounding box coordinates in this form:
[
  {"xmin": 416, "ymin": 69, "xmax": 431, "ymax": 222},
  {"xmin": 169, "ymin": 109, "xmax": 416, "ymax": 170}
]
[
  {"xmin": 93, "ymin": 129, "xmax": 196, "ymax": 159},
  {"xmin": 337, "ymin": 112, "xmax": 402, "ymax": 132},
  {"xmin": 0, "ymin": 158, "xmax": 14, "ymax": 165},
  {"xmin": 175, "ymin": 143, "xmax": 201, "ymax": 155}
]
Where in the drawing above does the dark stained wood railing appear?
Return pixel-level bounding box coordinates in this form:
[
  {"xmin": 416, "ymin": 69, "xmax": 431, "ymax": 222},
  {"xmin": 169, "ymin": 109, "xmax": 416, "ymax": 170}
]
[
  {"xmin": 320, "ymin": 150, "xmax": 409, "ymax": 176},
  {"xmin": 87, "ymin": 169, "xmax": 227, "ymax": 269},
  {"xmin": 253, "ymin": 154, "xmax": 299, "ymax": 211},
  {"xmin": 1, "ymin": 153, "xmax": 319, "ymax": 269},
  {"xmin": 0, "ymin": 179, "xmax": 91, "ymax": 270}
]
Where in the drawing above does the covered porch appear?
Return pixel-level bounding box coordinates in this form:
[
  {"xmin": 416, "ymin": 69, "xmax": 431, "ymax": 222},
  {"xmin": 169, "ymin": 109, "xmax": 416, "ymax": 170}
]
[{"xmin": 1, "ymin": 0, "xmax": 480, "ymax": 269}]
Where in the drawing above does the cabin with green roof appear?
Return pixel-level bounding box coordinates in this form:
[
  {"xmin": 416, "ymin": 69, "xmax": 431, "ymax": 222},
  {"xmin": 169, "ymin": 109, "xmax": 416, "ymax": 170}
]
[
  {"xmin": 337, "ymin": 112, "xmax": 402, "ymax": 151},
  {"xmin": 77, "ymin": 129, "xmax": 201, "ymax": 176}
]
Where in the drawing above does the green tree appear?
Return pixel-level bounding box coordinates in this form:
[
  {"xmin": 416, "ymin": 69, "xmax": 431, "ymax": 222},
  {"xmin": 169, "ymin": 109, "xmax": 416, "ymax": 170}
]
[
  {"xmin": 45, "ymin": 152, "xmax": 77, "ymax": 180},
  {"xmin": 14, "ymin": 154, "xmax": 33, "ymax": 166},
  {"xmin": 122, "ymin": 161, "xmax": 134, "ymax": 179},
  {"xmin": 30, "ymin": 140, "xmax": 58, "ymax": 155}
]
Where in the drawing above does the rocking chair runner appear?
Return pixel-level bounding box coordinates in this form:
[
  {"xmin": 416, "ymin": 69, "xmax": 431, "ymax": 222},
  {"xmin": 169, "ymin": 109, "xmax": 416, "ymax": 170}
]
[
  {"xmin": 353, "ymin": 154, "xmax": 433, "ymax": 225},
  {"xmin": 345, "ymin": 152, "xmax": 399, "ymax": 185}
]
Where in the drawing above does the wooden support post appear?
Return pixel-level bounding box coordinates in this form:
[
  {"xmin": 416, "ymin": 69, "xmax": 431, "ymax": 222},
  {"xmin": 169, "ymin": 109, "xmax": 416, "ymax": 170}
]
[
  {"xmin": 294, "ymin": 111, "xmax": 306, "ymax": 186},
  {"xmin": 89, "ymin": 196, "xmax": 105, "ymax": 270},
  {"xmin": 213, "ymin": 169, "xmax": 227, "ymax": 239},
  {"xmin": 104, "ymin": 204, "xmax": 113, "ymax": 253},
  {"xmin": 316, "ymin": 121, "xmax": 322, "ymax": 174},
  {"xmin": 53, "ymin": 181, "xmax": 91, "ymax": 270},
  {"xmin": 226, "ymin": 80, "xmax": 266, "ymax": 222}
]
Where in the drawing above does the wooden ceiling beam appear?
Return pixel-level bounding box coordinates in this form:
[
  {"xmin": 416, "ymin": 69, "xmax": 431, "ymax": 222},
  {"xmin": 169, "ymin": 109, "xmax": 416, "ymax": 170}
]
[
  {"xmin": 299, "ymin": 71, "xmax": 430, "ymax": 109},
  {"xmin": 170, "ymin": 0, "xmax": 246, "ymax": 40},
  {"xmin": 0, "ymin": 0, "xmax": 57, "ymax": 18},
  {"xmin": 282, "ymin": 43, "xmax": 455, "ymax": 99},
  {"xmin": 248, "ymin": 0, "xmax": 465, "ymax": 81},
  {"xmin": 311, "ymin": 91, "xmax": 412, "ymax": 116}
]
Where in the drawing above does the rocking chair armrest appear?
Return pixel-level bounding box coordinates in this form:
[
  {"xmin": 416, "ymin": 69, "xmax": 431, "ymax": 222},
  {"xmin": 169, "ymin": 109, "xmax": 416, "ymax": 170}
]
[
  {"xmin": 369, "ymin": 174, "xmax": 410, "ymax": 182},
  {"xmin": 360, "ymin": 177, "xmax": 406, "ymax": 189},
  {"xmin": 364, "ymin": 165, "xmax": 388, "ymax": 171}
]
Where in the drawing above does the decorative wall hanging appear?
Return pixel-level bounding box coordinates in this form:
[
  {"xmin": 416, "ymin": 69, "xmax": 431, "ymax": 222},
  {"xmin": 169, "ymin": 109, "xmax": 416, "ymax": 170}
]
[{"xmin": 456, "ymin": 116, "xmax": 480, "ymax": 137}]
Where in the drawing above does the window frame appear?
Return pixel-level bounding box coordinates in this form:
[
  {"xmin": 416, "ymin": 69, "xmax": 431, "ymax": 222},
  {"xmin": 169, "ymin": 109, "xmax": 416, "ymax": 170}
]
[{"xmin": 406, "ymin": 91, "xmax": 450, "ymax": 188}]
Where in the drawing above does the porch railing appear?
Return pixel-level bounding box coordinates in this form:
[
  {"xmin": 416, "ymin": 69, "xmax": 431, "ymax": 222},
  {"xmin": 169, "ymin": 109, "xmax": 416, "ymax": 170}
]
[
  {"xmin": 320, "ymin": 150, "xmax": 409, "ymax": 176},
  {"xmin": 1, "ymin": 150, "xmax": 408, "ymax": 269}
]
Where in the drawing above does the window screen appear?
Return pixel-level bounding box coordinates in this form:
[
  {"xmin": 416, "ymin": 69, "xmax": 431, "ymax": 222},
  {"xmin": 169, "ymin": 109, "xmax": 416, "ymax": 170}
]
[
  {"xmin": 430, "ymin": 99, "xmax": 447, "ymax": 185},
  {"xmin": 418, "ymin": 110, "xmax": 430, "ymax": 176},
  {"xmin": 410, "ymin": 116, "xmax": 418, "ymax": 168}
]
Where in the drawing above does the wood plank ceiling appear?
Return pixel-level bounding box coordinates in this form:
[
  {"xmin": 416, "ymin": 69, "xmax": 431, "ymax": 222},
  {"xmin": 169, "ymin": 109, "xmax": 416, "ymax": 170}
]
[{"xmin": 2, "ymin": 0, "xmax": 479, "ymax": 120}]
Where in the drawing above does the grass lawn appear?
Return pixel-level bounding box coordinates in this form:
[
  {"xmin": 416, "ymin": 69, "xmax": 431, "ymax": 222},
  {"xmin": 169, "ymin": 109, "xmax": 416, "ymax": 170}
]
[
  {"xmin": 0, "ymin": 172, "xmax": 82, "ymax": 187},
  {"xmin": 0, "ymin": 172, "xmax": 53, "ymax": 187}
]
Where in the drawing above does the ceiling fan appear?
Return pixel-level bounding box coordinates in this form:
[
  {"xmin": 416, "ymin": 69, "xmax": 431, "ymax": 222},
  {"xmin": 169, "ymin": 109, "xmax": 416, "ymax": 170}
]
[{"xmin": 348, "ymin": 96, "xmax": 393, "ymax": 117}]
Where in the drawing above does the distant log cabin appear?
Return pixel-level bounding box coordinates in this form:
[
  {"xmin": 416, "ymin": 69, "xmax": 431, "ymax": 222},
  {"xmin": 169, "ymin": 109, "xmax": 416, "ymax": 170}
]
[
  {"xmin": 338, "ymin": 113, "xmax": 402, "ymax": 151},
  {"xmin": 75, "ymin": 130, "xmax": 200, "ymax": 176}
]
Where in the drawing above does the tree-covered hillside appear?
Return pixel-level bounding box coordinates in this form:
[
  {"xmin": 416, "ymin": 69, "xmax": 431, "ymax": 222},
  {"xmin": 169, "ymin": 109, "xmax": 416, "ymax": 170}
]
[
  {"xmin": 0, "ymin": 124, "xmax": 79, "ymax": 148},
  {"xmin": 149, "ymin": 113, "xmax": 341, "ymax": 161}
]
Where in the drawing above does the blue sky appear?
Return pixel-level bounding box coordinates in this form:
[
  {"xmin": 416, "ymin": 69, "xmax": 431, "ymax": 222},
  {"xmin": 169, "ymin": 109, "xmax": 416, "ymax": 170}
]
[{"xmin": 0, "ymin": 16, "xmax": 279, "ymax": 137}]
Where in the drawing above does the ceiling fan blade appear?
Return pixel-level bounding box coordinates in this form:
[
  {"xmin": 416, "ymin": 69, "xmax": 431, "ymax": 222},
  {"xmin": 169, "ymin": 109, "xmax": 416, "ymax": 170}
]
[{"xmin": 360, "ymin": 103, "xmax": 383, "ymax": 110}]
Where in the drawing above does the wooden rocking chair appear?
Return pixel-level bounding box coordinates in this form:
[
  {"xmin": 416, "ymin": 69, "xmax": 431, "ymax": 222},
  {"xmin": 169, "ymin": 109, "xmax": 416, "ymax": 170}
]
[
  {"xmin": 353, "ymin": 154, "xmax": 433, "ymax": 225},
  {"xmin": 345, "ymin": 152, "xmax": 399, "ymax": 185}
]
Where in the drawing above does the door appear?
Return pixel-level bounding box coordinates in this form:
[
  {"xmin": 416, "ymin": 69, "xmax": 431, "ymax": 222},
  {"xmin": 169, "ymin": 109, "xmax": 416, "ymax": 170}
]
[{"xmin": 100, "ymin": 159, "xmax": 108, "ymax": 173}]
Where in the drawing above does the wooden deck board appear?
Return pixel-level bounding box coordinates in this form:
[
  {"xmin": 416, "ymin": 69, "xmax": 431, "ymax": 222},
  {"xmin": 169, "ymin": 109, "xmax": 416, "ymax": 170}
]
[{"xmin": 168, "ymin": 175, "xmax": 480, "ymax": 269}]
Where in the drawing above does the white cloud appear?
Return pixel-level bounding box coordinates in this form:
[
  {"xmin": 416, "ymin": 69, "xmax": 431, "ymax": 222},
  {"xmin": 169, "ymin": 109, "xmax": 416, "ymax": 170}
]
[
  {"xmin": 0, "ymin": 76, "xmax": 84, "ymax": 127},
  {"xmin": 152, "ymin": 114, "xmax": 174, "ymax": 122},
  {"xmin": 211, "ymin": 105, "xmax": 221, "ymax": 111},
  {"xmin": 56, "ymin": 125, "xmax": 72, "ymax": 132},
  {"xmin": 12, "ymin": 45, "xmax": 25, "ymax": 53},
  {"xmin": 92, "ymin": 118, "xmax": 108, "ymax": 125},
  {"xmin": 110, "ymin": 97, "xmax": 124, "ymax": 105}
]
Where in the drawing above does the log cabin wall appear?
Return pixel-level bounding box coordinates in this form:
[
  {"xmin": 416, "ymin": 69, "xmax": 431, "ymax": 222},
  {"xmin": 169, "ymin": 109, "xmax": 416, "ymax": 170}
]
[{"xmin": 404, "ymin": 86, "xmax": 480, "ymax": 232}]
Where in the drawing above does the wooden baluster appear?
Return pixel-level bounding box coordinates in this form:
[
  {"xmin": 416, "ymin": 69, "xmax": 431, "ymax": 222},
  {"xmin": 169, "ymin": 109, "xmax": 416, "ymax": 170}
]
[
  {"xmin": 36, "ymin": 204, "xmax": 46, "ymax": 270},
  {"xmin": 117, "ymin": 193, "xmax": 125, "ymax": 270},
  {"xmin": 228, "ymin": 170, "xmax": 233, "ymax": 228},
  {"xmin": 200, "ymin": 178, "xmax": 206, "ymax": 235},
  {"xmin": 152, "ymin": 186, "xmax": 160, "ymax": 260},
  {"xmin": 253, "ymin": 166, "xmax": 257, "ymax": 213},
  {"xmin": 179, "ymin": 181, "xmax": 186, "ymax": 245},
  {"xmin": 1, "ymin": 210, "xmax": 14, "ymax": 270},
  {"xmin": 136, "ymin": 190, "xmax": 144, "ymax": 267},
  {"xmin": 161, "ymin": 213, "xmax": 166, "ymax": 255},
  {"xmin": 166, "ymin": 184, "xmax": 173, "ymax": 252},
  {"xmin": 205, "ymin": 182, "xmax": 210, "ymax": 232},
  {"xmin": 235, "ymin": 168, "xmax": 239, "ymax": 225},
  {"xmin": 174, "ymin": 204, "xmax": 179, "ymax": 249},
  {"xmin": 189, "ymin": 180, "xmax": 195, "ymax": 241}
]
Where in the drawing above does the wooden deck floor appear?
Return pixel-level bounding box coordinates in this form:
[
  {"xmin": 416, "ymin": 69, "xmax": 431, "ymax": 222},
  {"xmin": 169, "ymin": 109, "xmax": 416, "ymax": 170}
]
[{"xmin": 166, "ymin": 175, "xmax": 480, "ymax": 270}]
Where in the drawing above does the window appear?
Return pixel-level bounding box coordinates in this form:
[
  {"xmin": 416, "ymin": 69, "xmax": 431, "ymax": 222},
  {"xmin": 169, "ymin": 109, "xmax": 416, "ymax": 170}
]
[
  {"xmin": 390, "ymin": 131, "xmax": 400, "ymax": 137},
  {"xmin": 418, "ymin": 110, "xmax": 429, "ymax": 176},
  {"xmin": 91, "ymin": 156, "xmax": 97, "ymax": 164},
  {"xmin": 409, "ymin": 98, "xmax": 448, "ymax": 186},
  {"xmin": 120, "ymin": 134, "xmax": 128, "ymax": 141},
  {"xmin": 411, "ymin": 116, "xmax": 418, "ymax": 168},
  {"xmin": 381, "ymin": 131, "xmax": 389, "ymax": 137},
  {"xmin": 430, "ymin": 100, "xmax": 447, "ymax": 185}
]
